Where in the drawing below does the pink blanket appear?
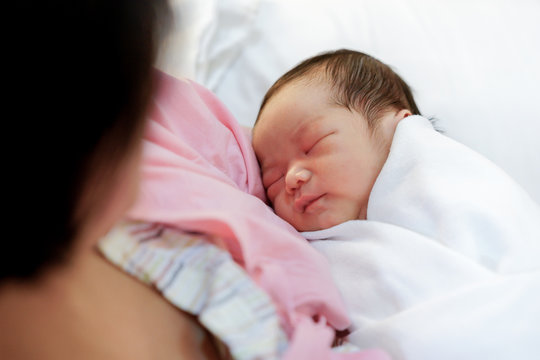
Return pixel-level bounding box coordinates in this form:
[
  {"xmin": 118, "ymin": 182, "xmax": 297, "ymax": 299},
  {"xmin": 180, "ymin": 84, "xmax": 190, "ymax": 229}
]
[{"xmin": 127, "ymin": 71, "xmax": 388, "ymax": 360}]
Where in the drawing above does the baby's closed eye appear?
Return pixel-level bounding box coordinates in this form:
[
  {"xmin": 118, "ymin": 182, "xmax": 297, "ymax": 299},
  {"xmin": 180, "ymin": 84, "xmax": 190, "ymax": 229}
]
[{"xmin": 305, "ymin": 131, "xmax": 336, "ymax": 155}]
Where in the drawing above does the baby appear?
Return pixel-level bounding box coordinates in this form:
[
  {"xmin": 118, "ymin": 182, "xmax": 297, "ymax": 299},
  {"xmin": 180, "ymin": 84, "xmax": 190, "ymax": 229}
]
[
  {"xmin": 252, "ymin": 49, "xmax": 420, "ymax": 231},
  {"xmin": 252, "ymin": 49, "xmax": 540, "ymax": 359}
]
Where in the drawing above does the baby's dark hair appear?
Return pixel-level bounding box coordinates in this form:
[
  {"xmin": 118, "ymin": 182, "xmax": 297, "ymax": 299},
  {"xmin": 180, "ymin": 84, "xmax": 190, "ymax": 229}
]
[{"xmin": 257, "ymin": 49, "xmax": 421, "ymax": 129}]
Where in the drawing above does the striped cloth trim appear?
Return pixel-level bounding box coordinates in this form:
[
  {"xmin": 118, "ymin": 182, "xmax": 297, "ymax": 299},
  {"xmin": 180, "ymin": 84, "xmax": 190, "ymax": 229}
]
[{"xmin": 99, "ymin": 221, "xmax": 288, "ymax": 360}]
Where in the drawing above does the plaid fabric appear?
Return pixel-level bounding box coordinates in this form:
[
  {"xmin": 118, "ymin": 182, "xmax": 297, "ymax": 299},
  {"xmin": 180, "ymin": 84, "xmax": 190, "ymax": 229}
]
[{"xmin": 99, "ymin": 221, "xmax": 288, "ymax": 360}]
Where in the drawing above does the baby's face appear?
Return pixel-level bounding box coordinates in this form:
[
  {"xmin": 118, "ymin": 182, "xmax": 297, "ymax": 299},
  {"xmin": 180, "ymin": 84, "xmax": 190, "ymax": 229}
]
[{"xmin": 253, "ymin": 81, "xmax": 400, "ymax": 231}]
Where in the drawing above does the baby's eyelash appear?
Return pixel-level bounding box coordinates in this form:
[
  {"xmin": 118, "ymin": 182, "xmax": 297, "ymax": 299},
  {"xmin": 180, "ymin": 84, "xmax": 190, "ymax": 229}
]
[
  {"xmin": 306, "ymin": 132, "xmax": 335, "ymax": 154},
  {"xmin": 305, "ymin": 139, "xmax": 321, "ymax": 154}
]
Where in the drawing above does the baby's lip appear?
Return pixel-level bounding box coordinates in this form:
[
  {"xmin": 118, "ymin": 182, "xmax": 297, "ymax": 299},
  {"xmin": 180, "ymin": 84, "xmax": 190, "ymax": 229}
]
[{"xmin": 293, "ymin": 194, "xmax": 325, "ymax": 213}]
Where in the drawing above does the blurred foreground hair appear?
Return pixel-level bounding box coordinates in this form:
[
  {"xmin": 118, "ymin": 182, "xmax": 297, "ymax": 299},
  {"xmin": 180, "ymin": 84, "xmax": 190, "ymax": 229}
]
[{"xmin": 2, "ymin": 0, "xmax": 171, "ymax": 281}]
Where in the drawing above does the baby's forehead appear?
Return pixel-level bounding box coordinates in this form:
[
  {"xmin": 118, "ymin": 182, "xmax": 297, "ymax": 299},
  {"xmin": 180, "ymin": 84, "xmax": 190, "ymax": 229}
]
[
  {"xmin": 255, "ymin": 110, "xmax": 322, "ymax": 142},
  {"xmin": 253, "ymin": 76, "xmax": 337, "ymax": 145}
]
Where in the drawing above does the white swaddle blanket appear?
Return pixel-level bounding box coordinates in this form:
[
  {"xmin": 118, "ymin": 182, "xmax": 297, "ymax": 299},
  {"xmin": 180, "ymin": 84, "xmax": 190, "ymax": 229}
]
[{"xmin": 303, "ymin": 116, "xmax": 540, "ymax": 360}]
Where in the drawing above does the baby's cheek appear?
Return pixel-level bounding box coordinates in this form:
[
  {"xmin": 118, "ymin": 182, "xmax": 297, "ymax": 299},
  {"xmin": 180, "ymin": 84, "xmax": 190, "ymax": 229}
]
[
  {"xmin": 272, "ymin": 196, "xmax": 289, "ymax": 219},
  {"xmin": 266, "ymin": 186, "xmax": 279, "ymax": 206}
]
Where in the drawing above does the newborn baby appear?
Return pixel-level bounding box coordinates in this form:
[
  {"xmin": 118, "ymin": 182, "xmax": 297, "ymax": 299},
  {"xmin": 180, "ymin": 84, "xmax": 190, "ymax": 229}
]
[{"xmin": 252, "ymin": 49, "xmax": 417, "ymax": 231}]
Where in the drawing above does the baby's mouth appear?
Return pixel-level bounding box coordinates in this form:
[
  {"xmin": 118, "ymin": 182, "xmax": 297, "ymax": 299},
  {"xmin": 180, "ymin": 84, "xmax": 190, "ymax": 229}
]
[{"xmin": 294, "ymin": 194, "xmax": 326, "ymax": 213}]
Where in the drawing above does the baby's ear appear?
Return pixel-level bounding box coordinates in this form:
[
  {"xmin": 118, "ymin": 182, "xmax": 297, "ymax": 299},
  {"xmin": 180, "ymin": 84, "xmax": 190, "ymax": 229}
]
[
  {"xmin": 396, "ymin": 109, "xmax": 412, "ymax": 121},
  {"xmin": 386, "ymin": 109, "xmax": 410, "ymax": 130}
]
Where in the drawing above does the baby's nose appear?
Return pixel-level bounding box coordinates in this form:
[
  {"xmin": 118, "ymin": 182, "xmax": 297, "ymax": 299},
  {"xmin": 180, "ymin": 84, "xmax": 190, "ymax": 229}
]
[{"xmin": 285, "ymin": 166, "xmax": 312, "ymax": 195}]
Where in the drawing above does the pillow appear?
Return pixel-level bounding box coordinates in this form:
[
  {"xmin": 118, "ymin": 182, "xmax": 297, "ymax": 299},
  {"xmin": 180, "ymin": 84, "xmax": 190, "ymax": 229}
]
[
  {"xmin": 161, "ymin": 0, "xmax": 540, "ymax": 203},
  {"xmin": 158, "ymin": 0, "xmax": 259, "ymax": 84}
]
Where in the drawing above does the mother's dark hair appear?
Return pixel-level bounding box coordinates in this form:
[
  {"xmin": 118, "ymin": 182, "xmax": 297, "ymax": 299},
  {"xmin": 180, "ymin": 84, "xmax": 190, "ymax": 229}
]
[{"xmin": 3, "ymin": 0, "xmax": 171, "ymax": 280}]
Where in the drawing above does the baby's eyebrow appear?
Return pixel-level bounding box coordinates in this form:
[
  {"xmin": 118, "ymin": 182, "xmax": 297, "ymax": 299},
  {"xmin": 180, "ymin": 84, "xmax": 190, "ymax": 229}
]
[
  {"xmin": 292, "ymin": 116, "xmax": 324, "ymax": 140},
  {"xmin": 292, "ymin": 121, "xmax": 313, "ymax": 139}
]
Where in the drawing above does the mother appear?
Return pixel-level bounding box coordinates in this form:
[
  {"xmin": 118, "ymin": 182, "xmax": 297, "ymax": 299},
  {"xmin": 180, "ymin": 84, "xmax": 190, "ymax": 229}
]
[{"xmin": 0, "ymin": 1, "xmax": 221, "ymax": 358}]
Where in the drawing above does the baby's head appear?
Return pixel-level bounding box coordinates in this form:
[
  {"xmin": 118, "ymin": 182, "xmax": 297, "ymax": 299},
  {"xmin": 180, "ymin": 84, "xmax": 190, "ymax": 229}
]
[{"xmin": 252, "ymin": 49, "xmax": 420, "ymax": 231}]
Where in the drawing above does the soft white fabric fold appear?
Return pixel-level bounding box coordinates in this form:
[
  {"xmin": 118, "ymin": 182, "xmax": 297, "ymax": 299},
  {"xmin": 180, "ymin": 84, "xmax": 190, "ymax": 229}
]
[{"xmin": 303, "ymin": 116, "xmax": 540, "ymax": 360}]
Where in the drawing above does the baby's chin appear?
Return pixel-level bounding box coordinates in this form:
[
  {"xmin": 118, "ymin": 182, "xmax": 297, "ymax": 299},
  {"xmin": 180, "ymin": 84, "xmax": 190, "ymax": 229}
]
[
  {"xmin": 277, "ymin": 202, "xmax": 367, "ymax": 232},
  {"xmin": 292, "ymin": 214, "xmax": 361, "ymax": 232}
]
